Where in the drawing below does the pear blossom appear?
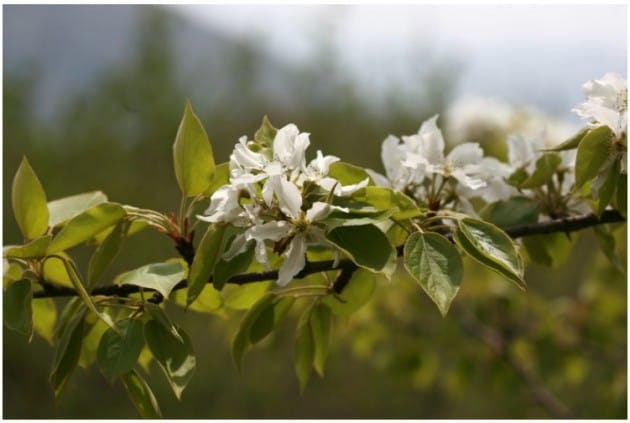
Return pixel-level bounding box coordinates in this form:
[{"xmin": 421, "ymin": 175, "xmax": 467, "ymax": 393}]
[{"xmin": 572, "ymin": 73, "xmax": 627, "ymax": 139}]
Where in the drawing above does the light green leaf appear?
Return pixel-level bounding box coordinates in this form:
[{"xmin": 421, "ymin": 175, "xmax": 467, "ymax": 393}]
[
  {"xmin": 545, "ymin": 127, "xmax": 590, "ymax": 152},
  {"xmin": 575, "ymin": 125, "xmax": 614, "ymax": 189},
  {"xmin": 480, "ymin": 197, "xmax": 540, "ymax": 228},
  {"xmin": 223, "ymin": 281, "xmax": 271, "ymax": 310},
  {"xmin": 121, "ymin": 370, "xmax": 162, "ymax": 419},
  {"xmin": 310, "ymin": 302, "xmax": 332, "ymax": 377},
  {"xmin": 455, "ymin": 218, "xmax": 525, "ymax": 290},
  {"xmin": 48, "ymin": 203, "xmax": 126, "ymax": 253},
  {"xmin": 254, "ymin": 115, "xmax": 277, "ymax": 148},
  {"xmin": 232, "ymin": 293, "xmax": 275, "ymax": 371},
  {"xmin": 213, "ymin": 239, "xmax": 256, "ymax": 291},
  {"xmin": 520, "ymin": 154, "xmax": 562, "ymax": 188},
  {"xmin": 88, "ymin": 220, "xmax": 128, "ymax": 288},
  {"xmin": 48, "ymin": 191, "xmax": 108, "ymax": 227},
  {"xmin": 78, "ymin": 318, "xmax": 109, "ymax": 368},
  {"xmin": 351, "ymin": 186, "xmax": 421, "ymax": 220},
  {"xmin": 12, "ymin": 157, "xmax": 49, "ymax": 239},
  {"xmin": 294, "ymin": 308, "xmax": 315, "ymax": 392},
  {"xmin": 170, "ymin": 285, "xmax": 223, "ymax": 315},
  {"xmin": 32, "ymin": 297, "xmax": 57, "ymax": 345},
  {"xmin": 4, "ymin": 235, "xmax": 51, "ymax": 259},
  {"xmin": 144, "ymin": 320, "xmax": 196, "ymax": 400},
  {"xmin": 50, "ymin": 308, "xmax": 86, "ymax": 396},
  {"xmin": 205, "ymin": 162, "xmax": 230, "ymax": 197},
  {"xmin": 328, "ymin": 162, "xmax": 372, "ymax": 186},
  {"xmin": 97, "ymin": 319, "xmax": 145, "ymax": 380},
  {"xmin": 322, "ymin": 268, "xmax": 376, "ymax": 316},
  {"xmin": 404, "ymin": 232, "xmax": 462, "ymax": 316},
  {"xmin": 42, "ymin": 253, "xmax": 75, "ymax": 288},
  {"xmin": 3, "ymin": 279, "xmax": 33, "ymax": 336},
  {"xmin": 115, "ymin": 260, "xmax": 186, "ymax": 298},
  {"xmin": 188, "ymin": 224, "xmax": 227, "ymax": 305},
  {"xmin": 173, "ymin": 101, "xmax": 216, "ymax": 197},
  {"xmin": 3, "ymin": 259, "xmax": 24, "ymax": 288},
  {"xmin": 326, "ymin": 224, "xmax": 395, "ymax": 273},
  {"xmin": 249, "ymin": 296, "xmax": 295, "ymax": 344},
  {"xmin": 595, "ymin": 158, "xmax": 620, "ymax": 214}
]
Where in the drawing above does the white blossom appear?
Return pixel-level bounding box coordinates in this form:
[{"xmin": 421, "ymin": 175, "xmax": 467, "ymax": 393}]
[{"xmin": 573, "ymin": 73, "xmax": 627, "ymax": 139}]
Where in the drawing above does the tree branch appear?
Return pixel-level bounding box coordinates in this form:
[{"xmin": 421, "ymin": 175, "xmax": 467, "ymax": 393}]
[{"xmin": 32, "ymin": 210, "xmax": 625, "ymax": 299}]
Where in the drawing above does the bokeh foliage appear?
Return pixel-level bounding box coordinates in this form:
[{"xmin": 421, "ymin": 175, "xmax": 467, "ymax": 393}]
[{"xmin": 3, "ymin": 6, "xmax": 626, "ymax": 418}]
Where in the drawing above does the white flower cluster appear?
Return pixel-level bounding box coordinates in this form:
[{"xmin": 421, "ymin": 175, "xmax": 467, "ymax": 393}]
[{"xmin": 199, "ymin": 124, "xmax": 368, "ymax": 286}]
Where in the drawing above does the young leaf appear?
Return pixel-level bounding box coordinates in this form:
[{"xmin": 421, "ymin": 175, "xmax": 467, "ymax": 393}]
[
  {"xmin": 321, "ymin": 268, "xmax": 376, "ymax": 317},
  {"xmin": 575, "ymin": 125, "xmax": 614, "ymax": 189},
  {"xmin": 48, "ymin": 191, "xmax": 108, "ymax": 227},
  {"xmin": 326, "ymin": 224, "xmax": 395, "ymax": 273},
  {"xmin": 545, "ymin": 127, "xmax": 590, "ymax": 152},
  {"xmin": 454, "ymin": 219, "xmax": 525, "ymax": 290},
  {"xmin": 97, "ymin": 318, "xmax": 145, "ymax": 381},
  {"xmin": 144, "ymin": 320, "xmax": 196, "ymax": 400},
  {"xmin": 594, "ymin": 158, "xmax": 620, "ymax": 214},
  {"xmin": 328, "ymin": 162, "xmax": 373, "ymax": 186},
  {"xmin": 32, "ymin": 297, "xmax": 57, "ymax": 345},
  {"xmin": 12, "ymin": 156, "xmax": 49, "ymax": 239},
  {"xmin": 232, "ymin": 293, "xmax": 275, "ymax": 371},
  {"xmin": 519, "ymin": 153, "xmax": 562, "ymax": 188},
  {"xmin": 4, "ymin": 235, "xmax": 51, "ymax": 259},
  {"xmin": 404, "ymin": 232, "xmax": 463, "ymax": 316},
  {"xmin": 249, "ymin": 296, "xmax": 295, "ymax": 344},
  {"xmin": 254, "ymin": 115, "xmax": 277, "ymax": 148},
  {"xmin": 206, "ymin": 162, "xmax": 230, "ymax": 197},
  {"xmin": 480, "ymin": 197, "xmax": 540, "ymax": 228},
  {"xmin": 310, "ymin": 302, "xmax": 332, "ymax": 377},
  {"xmin": 223, "ymin": 281, "xmax": 271, "ymax": 310},
  {"xmin": 188, "ymin": 224, "xmax": 227, "ymax": 305},
  {"xmin": 351, "ymin": 186, "xmax": 420, "ymax": 220},
  {"xmin": 173, "ymin": 101, "xmax": 216, "ymax": 197},
  {"xmin": 50, "ymin": 309, "xmax": 86, "ymax": 396},
  {"xmin": 42, "ymin": 253, "xmax": 75, "ymax": 288},
  {"xmin": 294, "ymin": 308, "xmax": 315, "ymax": 392},
  {"xmin": 78, "ymin": 318, "xmax": 109, "ymax": 369},
  {"xmin": 121, "ymin": 370, "xmax": 162, "ymax": 419},
  {"xmin": 88, "ymin": 220, "xmax": 128, "ymax": 288},
  {"xmin": 48, "ymin": 203, "xmax": 126, "ymax": 253},
  {"xmin": 213, "ymin": 240, "xmax": 256, "ymax": 291},
  {"xmin": 3, "ymin": 279, "xmax": 33, "ymax": 336},
  {"xmin": 115, "ymin": 260, "xmax": 186, "ymax": 298},
  {"xmin": 171, "ymin": 285, "xmax": 223, "ymax": 315},
  {"xmin": 144, "ymin": 303, "xmax": 184, "ymax": 342}
]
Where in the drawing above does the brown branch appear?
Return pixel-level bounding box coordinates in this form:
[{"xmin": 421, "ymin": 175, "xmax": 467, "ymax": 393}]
[{"xmin": 32, "ymin": 210, "xmax": 625, "ymax": 299}]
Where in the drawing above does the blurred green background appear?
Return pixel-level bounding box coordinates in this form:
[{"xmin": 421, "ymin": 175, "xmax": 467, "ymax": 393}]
[{"xmin": 3, "ymin": 5, "xmax": 627, "ymax": 418}]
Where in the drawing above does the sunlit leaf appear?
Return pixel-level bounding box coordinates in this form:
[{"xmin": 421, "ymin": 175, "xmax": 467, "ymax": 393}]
[
  {"xmin": 575, "ymin": 125, "xmax": 614, "ymax": 189},
  {"xmin": 545, "ymin": 127, "xmax": 590, "ymax": 152},
  {"xmin": 213, "ymin": 239, "xmax": 256, "ymax": 291},
  {"xmin": 328, "ymin": 162, "xmax": 372, "ymax": 186},
  {"xmin": 205, "ymin": 162, "xmax": 230, "ymax": 197},
  {"xmin": 12, "ymin": 157, "xmax": 49, "ymax": 239},
  {"xmin": 404, "ymin": 232, "xmax": 462, "ymax": 316},
  {"xmin": 144, "ymin": 320, "xmax": 196, "ymax": 400},
  {"xmin": 78, "ymin": 318, "xmax": 108, "ymax": 369},
  {"xmin": 170, "ymin": 285, "xmax": 223, "ymax": 315},
  {"xmin": 188, "ymin": 224, "xmax": 227, "ymax": 305},
  {"xmin": 48, "ymin": 203, "xmax": 126, "ymax": 253},
  {"xmin": 32, "ymin": 297, "xmax": 57, "ymax": 345},
  {"xmin": 310, "ymin": 302, "xmax": 332, "ymax": 377},
  {"xmin": 121, "ymin": 370, "xmax": 162, "ymax": 418},
  {"xmin": 326, "ymin": 224, "xmax": 395, "ymax": 273},
  {"xmin": 249, "ymin": 296, "xmax": 295, "ymax": 344},
  {"xmin": 480, "ymin": 197, "xmax": 540, "ymax": 228},
  {"xmin": 3, "ymin": 279, "xmax": 33, "ymax": 336},
  {"xmin": 254, "ymin": 115, "xmax": 277, "ymax": 148},
  {"xmin": 42, "ymin": 253, "xmax": 75, "ymax": 288},
  {"xmin": 173, "ymin": 101, "xmax": 216, "ymax": 197},
  {"xmin": 232, "ymin": 293, "xmax": 275, "ymax": 371},
  {"xmin": 322, "ymin": 268, "xmax": 376, "ymax": 317},
  {"xmin": 97, "ymin": 319, "xmax": 145, "ymax": 380},
  {"xmin": 595, "ymin": 158, "xmax": 620, "ymax": 214},
  {"xmin": 351, "ymin": 186, "xmax": 420, "ymax": 220},
  {"xmin": 4, "ymin": 235, "xmax": 51, "ymax": 259},
  {"xmin": 48, "ymin": 191, "xmax": 108, "ymax": 227},
  {"xmin": 88, "ymin": 220, "xmax": 128, "ymax": 288},
  {"xmin": 223, "ymin": 281, "xmax": 271, "ymax": 310},
  {"xmin": 115, "ymin": 260, "xmax": 186, "ymax": 298},
  {"xmin": 519, "ymin": 153, "xmax": 561, "ymax": 188}
]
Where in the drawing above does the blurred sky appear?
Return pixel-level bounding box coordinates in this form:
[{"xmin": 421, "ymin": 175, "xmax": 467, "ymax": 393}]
[{"xmin": 175, "ymin": 4, "xmax": 627, "ymax": 121}]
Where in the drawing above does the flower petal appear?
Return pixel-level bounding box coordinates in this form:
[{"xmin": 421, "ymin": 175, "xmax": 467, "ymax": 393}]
[{"xmin": 277, "ymin": 234, "xmax": 306, "ymax": 286}]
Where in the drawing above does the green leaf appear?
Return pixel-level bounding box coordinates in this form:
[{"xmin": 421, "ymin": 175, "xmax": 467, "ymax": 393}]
[
  {"xmin": 523, "ymin": 233, "xmax": 573, "ymax": 269},
  {"xmin": 350, "ymin": 186, "xmax": 420, "ymax": 220},
  {"xmin": 42, "ymin": 253, "xmax": 75, "ymax": 288},
  {"xmin": 519, "ymin": 153, "xmax": 562, "ymax": 188},
  {"xmin": 294, "ymin": 308, "xmax": 315, "ymax": 392},
  {"xmin": 88, "ymin": 220, "xmax": 128, "ymax": 288},
  {"xmin": 188, "ymin": 224, "xmax": 227, "ymax": 305},
  {"xmin": 223, "ymin": 281, "xmax": 271, "ymax": 310},
  {"xmin": 170, "ymin": 285, "xmax": 223, "ymax": 315},
  {"xmin": 78, "ymin": 318, "xmax": 109, "ymax": 369},
  {"xmin": 144, "ymin": 303, "xmax": 184, "ymax": 342},
  {"xmin": 310, "ymin": 302, "xmax": 332, "ymax": 377},
  {"xmin": 48, "ymin": 191, "xmax": 108, "ymax": 227},
  {"xmin": 121, "ymin": 370, "xmax": 162, "ymax": 419},
  {"xmin": 506, "ymin": 167, "xmax": 529, "ymax": 187},
  {"xmin": 328, "ymin": 162, "xmax": 372, "ymax": 186},
  {"xmin": 48, "ymin": 203, "xmax": 126, "ymax": 253},
  {"xmin": 3, "ymin": 259, "xmax": 24, "ymax": 288},
  {"xmin": 455, "ymin": 218, "xmax": 525, "ymax": 290},
  {"xmin": 12, "ymin": 157, "xmax": 49, "ymax": 239},
  {"xmin": 617, "ymin": 173, "xmax": 627, "ymax": 215},
  {"xmin": 594, "ymin": 158, "xmax": 620, "ymax": 214},
  {"xmin": 593, "ymin": 226, "xmax": 625, "ymax": 273},
  {"xmin": 213, "ymin": 239, "xmax": 256, "ymax": 291},
  {"xmin": 32, "ymin": 298, "xmax": 57, "ymax": 345},
  {"xmin": 115, "ymin": 260, "xmax": 186, "ymax": 298},
  {"xmin": 326, "ymin": 224, "xmax": 395, "ymax": 273},
  {"xmin": 232, "ymin": 293, "xmax": 275, "ymax": 371},
  {"xmin": 173, "ymin": 101, "xmax": 216, "ymax": 197},
  {"xmin": 545, "ymin": 127, "xmax": 590, "ymax": 152},
  {"xmin": 249, "ymin": 296, "xmax": 295, "ymax": 344},
  {"xmin": 3, "ymin": 279, "xmax": 33, "ymax": 336},
  {"xmin": 404, "ymin": 232, "xmax": 463, "ymax": 316},
  {"xmin": 254, "ymin": 115, "xmax": 277, "ymax": 148},
  {"xmin": 206, "ymin": 162, "xmax": 230, "ymax": 197},
  {"xmin": 144, "ymin": 320, "xmax": 196, "ymax": 400},
  {"xmin": 97, "ymin": 319, "xmax": 145, "ymax": 380},
  {"xmin": 50, "ymin": 308, "xmax": 86, "ymax": 396},
  {"xmin": 575, "ymin": 125, "xmax": 614, "ymax": 189},
  {"xmin": 480, "ymin": 197, "xmax": 540, "ymax": 228},
  {"xmin": 322, "ymin": 268, "xmax": 376, "ymax": 317},
  {"xmin": 4, "ymin": 235, "xmax": 51, "ymax": 259}
]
